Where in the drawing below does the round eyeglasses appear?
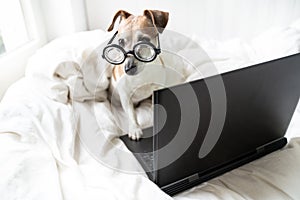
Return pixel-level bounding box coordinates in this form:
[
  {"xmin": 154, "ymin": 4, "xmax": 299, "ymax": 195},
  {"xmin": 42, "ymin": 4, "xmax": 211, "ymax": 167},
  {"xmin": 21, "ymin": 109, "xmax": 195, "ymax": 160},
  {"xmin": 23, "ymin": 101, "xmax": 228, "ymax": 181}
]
[{"xmin": 102, "ymin": 31, "xmax": 161, "ymax": 65}]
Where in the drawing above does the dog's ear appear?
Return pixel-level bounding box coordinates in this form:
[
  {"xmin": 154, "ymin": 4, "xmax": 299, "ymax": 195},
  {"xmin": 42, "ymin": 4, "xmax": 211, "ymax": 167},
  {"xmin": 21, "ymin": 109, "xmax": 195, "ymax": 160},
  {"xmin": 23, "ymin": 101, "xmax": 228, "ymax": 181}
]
[
  {"xmin": 107, "ymin": 10, "xmax": 132, "ymax": 32},
  {"xmin": 143, "ymin": 10, "xmax": 169, "ymax": 33}
]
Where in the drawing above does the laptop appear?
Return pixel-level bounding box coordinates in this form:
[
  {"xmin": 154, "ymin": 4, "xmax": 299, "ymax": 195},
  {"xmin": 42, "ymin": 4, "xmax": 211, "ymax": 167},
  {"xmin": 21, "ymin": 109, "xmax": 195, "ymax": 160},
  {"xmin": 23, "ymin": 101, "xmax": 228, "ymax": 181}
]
[{"xmin": 120, "ymin": 53, "xmax": 300, "ymax": 196}]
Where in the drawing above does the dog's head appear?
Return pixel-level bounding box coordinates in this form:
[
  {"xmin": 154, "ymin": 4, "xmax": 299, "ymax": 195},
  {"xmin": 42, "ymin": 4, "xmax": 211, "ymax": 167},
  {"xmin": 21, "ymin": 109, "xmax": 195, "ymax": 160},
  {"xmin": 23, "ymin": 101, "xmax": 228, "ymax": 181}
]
[{"xmin": 106, "ymin": 10, "xmax": 169, "ymax": 76}]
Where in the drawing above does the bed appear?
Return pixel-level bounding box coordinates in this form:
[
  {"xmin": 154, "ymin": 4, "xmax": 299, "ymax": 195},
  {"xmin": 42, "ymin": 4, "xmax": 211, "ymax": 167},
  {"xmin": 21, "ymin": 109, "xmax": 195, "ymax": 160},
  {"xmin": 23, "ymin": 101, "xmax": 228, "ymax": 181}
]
[{"xmin": 0, "ymin": 17, "xmax": 300, "ymax": 200}]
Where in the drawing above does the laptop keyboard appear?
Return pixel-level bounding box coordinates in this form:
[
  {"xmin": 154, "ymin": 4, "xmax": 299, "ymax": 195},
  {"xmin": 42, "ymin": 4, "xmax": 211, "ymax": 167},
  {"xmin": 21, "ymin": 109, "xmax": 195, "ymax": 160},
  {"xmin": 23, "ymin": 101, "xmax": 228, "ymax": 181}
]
[{"xmin": 139, "ymin": 152, "xmax": 154, "ymax": 171}]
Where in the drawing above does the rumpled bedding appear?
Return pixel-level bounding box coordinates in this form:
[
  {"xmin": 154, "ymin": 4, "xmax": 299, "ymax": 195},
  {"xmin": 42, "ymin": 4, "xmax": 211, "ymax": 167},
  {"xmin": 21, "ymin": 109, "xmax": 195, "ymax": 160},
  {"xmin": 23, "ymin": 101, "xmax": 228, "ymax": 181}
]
[{"xmin": 0, "ymin": 18, "xmax": 300, "ymax": 200}]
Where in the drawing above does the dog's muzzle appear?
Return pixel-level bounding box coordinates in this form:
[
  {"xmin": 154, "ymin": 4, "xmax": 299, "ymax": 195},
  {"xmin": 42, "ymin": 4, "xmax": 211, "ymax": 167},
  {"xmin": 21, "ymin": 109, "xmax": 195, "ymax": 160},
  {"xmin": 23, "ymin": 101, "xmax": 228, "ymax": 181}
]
[
  {"xmin": 125, "ymin": 65, "xmax": 138, "ymax": 76},
  {"xmin": 124, "ymin": 57, "xmax": 143, "ymax": 76}
]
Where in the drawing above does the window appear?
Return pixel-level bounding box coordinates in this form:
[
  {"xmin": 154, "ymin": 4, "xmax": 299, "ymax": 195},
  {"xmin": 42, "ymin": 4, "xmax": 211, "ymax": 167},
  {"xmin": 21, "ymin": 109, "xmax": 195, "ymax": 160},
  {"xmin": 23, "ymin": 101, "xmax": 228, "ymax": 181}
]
[
  {"xmin": 0, "ymin": 31, "xmax": 5, "ymax": 54},
  {"xmin": 0, "ymin": 0, "xmax": 31, "ymax": 56},
  {"xmin": 0, "ymin": 0, "xmax": 47, "ymax": 99}
]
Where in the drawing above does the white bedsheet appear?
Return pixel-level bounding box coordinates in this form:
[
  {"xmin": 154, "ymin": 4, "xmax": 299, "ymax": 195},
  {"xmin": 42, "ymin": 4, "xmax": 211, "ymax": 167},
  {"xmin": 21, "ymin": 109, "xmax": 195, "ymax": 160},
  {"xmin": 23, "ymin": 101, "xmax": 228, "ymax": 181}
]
[{"xmin": 1, "ymin": 18, "xmax": 300, "ymax": 200}]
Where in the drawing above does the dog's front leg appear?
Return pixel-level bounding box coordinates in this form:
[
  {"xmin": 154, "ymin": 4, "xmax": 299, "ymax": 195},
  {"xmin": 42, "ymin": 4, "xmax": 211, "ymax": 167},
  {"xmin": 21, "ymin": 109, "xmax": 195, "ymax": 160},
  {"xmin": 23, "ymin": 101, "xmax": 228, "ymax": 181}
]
[
  {"xmin": 127, "ymin": 103, "xmax": 143, "ymax": 140},
  {"xmin": 121, "ymin": 97, "xmax": 143, "ymax": 140}
]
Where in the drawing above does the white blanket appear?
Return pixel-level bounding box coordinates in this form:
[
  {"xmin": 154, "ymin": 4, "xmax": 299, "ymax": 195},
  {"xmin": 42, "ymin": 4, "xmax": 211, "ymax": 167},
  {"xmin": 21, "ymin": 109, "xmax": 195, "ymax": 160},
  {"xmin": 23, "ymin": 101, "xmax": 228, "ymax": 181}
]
[{"xmin": 1, "ymin": 18, "xmax": 300, "ymax": 200}]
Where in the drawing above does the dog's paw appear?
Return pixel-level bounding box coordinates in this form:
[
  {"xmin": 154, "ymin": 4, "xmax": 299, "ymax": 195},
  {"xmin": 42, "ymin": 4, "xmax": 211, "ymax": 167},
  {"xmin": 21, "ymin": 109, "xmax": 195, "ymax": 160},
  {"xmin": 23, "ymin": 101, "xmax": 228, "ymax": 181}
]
[{"xmin": 128, "ymin": 126, "xmax": 143, "ymax": 141}]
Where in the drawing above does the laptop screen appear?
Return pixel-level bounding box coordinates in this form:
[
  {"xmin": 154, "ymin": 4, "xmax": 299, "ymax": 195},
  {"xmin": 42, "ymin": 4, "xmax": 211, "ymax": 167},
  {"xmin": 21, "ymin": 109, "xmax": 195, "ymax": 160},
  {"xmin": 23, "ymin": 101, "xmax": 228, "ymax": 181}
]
[{"xmin": 154, "ymin": 53, "xmax": 300, "ymax": 187}]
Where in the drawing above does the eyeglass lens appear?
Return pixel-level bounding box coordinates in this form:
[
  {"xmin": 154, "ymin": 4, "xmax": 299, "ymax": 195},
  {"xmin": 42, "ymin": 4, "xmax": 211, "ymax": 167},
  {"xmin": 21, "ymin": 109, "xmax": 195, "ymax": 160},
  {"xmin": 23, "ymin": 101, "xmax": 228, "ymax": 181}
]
[
  {"xmin": 134, "ymin": 44, "xmax": 156, "ymax": 61},
  {"xmin": 105, "ymin": 47, "xmax": 125, "ymax": 63}
]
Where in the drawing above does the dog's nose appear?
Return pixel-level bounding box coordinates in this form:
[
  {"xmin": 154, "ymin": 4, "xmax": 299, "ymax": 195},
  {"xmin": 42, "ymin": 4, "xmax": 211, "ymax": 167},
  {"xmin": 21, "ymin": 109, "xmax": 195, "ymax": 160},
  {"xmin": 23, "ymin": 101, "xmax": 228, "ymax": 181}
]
[{"xmin": 124, "ymin": 57, "xmax": 138, "ymax": 76}]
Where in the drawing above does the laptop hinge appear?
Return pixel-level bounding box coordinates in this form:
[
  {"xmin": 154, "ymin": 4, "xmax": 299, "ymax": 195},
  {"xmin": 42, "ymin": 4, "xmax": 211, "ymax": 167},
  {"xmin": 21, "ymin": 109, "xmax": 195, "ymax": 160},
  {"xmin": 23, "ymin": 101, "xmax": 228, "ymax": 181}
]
[
  {"xmin": 256, "ymin": 146, "xmax": 265, "ymax": 154},
  {"xmin": 255, "ymin": 137, "xmax": 286, "ymax": 154},
  {"xmin": 188, "ymin": 173, "xmax": 199, "ymax": 182},
  {"xmin": 161, "ymin": 173, "xmax": 199, "ymax": 191}
]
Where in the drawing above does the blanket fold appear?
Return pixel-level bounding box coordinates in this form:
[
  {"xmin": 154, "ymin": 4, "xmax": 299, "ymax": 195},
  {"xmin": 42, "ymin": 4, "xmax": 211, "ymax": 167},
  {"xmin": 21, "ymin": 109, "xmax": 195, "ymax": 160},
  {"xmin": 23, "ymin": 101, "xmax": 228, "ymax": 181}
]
[{"xmin": 1, "ymin": 18, "xmax": 300, "ymax": 200}]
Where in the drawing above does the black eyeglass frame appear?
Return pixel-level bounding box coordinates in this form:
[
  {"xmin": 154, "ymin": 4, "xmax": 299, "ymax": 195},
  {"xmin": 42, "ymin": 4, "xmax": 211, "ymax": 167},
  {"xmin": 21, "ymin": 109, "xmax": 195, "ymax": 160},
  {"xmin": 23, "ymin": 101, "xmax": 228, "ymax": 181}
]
[{"xmin": 102, "ymin": 31, "xmax": 161, "ymax": 65}]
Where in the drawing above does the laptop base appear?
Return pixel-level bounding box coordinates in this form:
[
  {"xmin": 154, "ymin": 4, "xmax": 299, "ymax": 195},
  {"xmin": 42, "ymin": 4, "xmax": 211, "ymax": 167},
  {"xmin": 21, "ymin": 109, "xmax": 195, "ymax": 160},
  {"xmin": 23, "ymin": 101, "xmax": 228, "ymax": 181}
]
[
  {"xmin": 161, "ymin": 137, "xmax": 287, "ymax": 196},
  {"xmin": 120, "ymin": 136, "xmax": 287, "ymax": 196}
]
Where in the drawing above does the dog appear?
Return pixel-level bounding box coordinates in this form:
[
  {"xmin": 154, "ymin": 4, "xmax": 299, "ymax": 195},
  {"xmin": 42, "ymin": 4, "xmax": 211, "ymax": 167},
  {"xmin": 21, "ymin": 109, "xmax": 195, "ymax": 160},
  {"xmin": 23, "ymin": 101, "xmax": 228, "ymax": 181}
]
[{"xmin": 105, "ymin": 10, "xmax": 195, "ymax": 140}]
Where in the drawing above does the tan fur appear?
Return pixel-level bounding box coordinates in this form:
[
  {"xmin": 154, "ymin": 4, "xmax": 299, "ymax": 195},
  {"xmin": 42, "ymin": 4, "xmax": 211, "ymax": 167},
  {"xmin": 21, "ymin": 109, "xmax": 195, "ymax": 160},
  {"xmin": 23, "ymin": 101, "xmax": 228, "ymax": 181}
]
[
  {"xmin": 107, "ymin": 10, "xmax": 132, "ymax": 31},
  {"xmin": 111, "ymin": 15, "xmax": 154, "ymax": 81},
  {"xmin": 112, "ymin": 65, "xmax": 125, "ymax": 81},
  {"xmin": 110, "ymin": 14, "xmax": 162, "ymax": 81},
  {"xmin": 118, "ymin": 16, "xmax": 156, "ymax": 35},
  {"xmin": 107, "ymin": 10, "xmax": 169, "ymax": 140}
]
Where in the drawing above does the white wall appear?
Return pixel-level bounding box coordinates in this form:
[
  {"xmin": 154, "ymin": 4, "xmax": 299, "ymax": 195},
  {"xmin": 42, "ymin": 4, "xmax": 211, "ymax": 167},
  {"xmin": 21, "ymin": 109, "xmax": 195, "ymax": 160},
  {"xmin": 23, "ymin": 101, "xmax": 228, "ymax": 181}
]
[
  {"xmin": 40, "ymin": 0, "xmax": 88, "ymax": 40},
  {"xmin": 85, "ymin": 0, "xmax": 300, "ymax": 41}
]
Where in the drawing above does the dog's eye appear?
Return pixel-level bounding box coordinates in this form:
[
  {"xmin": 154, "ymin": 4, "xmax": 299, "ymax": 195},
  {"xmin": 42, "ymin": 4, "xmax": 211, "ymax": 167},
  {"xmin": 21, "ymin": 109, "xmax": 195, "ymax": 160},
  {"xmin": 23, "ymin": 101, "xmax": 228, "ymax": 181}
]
[
  {"xmin": 118, "ymin": 39, "xmax": 125, "ymax": 47},
  {"xmin": 139, "ymin": 36, "xmax": 150, "ymax": 42}
]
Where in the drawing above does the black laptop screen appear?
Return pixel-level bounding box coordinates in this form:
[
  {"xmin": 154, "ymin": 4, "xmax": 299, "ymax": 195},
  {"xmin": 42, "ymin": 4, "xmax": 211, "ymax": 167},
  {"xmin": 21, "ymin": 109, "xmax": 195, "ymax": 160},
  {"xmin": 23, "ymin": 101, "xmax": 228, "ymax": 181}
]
[{"xmin": 154, "ymin": 53, "xmax": 300, "ymax": 187}]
